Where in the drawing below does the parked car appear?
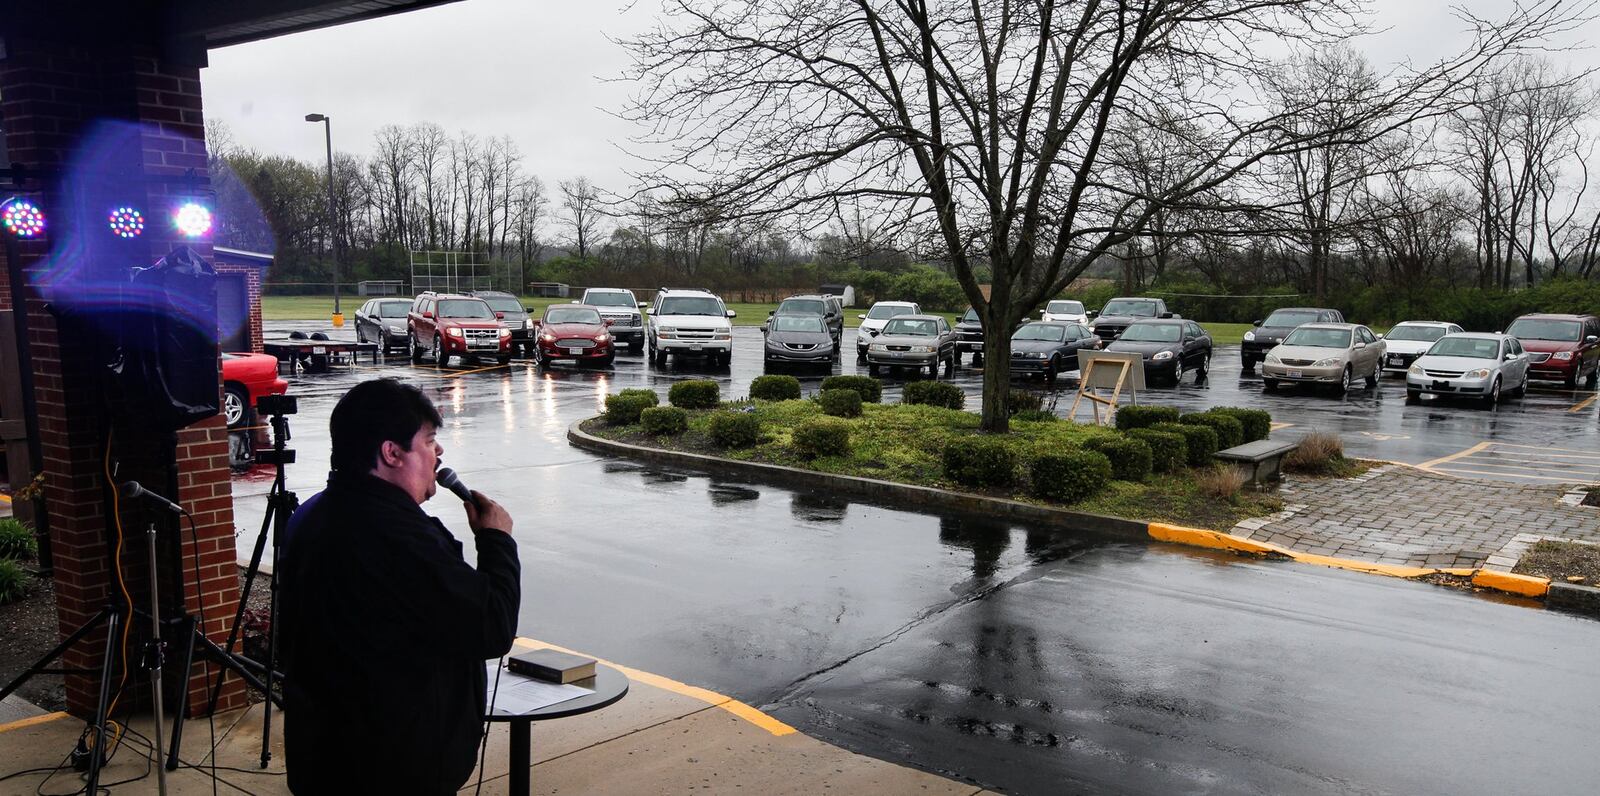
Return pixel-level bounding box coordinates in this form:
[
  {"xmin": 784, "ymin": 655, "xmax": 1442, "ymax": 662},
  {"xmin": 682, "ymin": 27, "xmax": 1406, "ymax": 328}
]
[
  {"xmin": 1040, "ymin": 299, "xmax": 1093, "ymax": 325},
  {"xmin": 408, "ymin": 292, "xmax": 513, "ymax": 367},
  {"xmin": 954, "ymin": 306, "xmax": 985, "ymax": 365},
  {"xmin": 855, "ymin": 300, "xmax": 922, "ymax": 361},
  {"xmin": 1503, "ymin": 313, "xmax": 1600, "ymax": 387},
  {"xmin": 354, "ymin": 298, "xmax": 414, "ymax": 354},
  {"xmin": 1260, "ymin": 323, "xmax": 1383, "ymax": 393},
  {"xmin": 1089, "ymin": 297, "xmax": 1175, "ymax": 343},
  {"xmin": 1242, "ymin": 307, "xmax": 1346, "ymax": 374},
  {"xmin": 766, "ymin": 294, "xmax": 844, "ymax": 347},
  {"xmin": 1105, "ymin": 319, "xmax": 1212, "ymax": 385},
  {"xmin": 467, "ymin": 290, "xmax": 532, "ymax": 356},
  {"xmin": 531, "ymin": 304, "xmax": 616, "ymax": 368},
  {"xmin": 1405, "ymin": 333, "xmax": 1530, "ymax": 405},
  {"xmin": 580, "ymin": 288, "xmax": 645, "ymax": 351},
  {"xmin": 865, "ymin": 314, "xmax": 958, "ymax": 377},
  {"xmin": 646, "ymin": 287, "xmax": 735, "ymax": 366},
  {"xmin": 763, "ymin": 314, "xmax": 837, "ymax": 367},
  {"xmin": 1380, "ymin": 321, "xmax": 1462, "ymax": 375},
  {"xmin": 221, "ymin": 352, "xmax": 288, "ymax": 429},
  {"xmin": 1009, "ymin": 321, "xmax": 1100, "ymax": 382}
]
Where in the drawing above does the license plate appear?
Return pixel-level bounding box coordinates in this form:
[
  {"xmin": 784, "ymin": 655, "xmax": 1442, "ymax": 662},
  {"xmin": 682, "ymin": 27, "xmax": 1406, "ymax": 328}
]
[
  {"xmin": 1433, "ymin": 380, "xmax": 1450, "ymax": 389},
  {"xmin": 568, "ymin": 347, "xmax": 583, "ymax": 355},
  {"xmin": 311, "ymin": 346, "xmax": 326, "ymax": 355},
  {"xmin": 689, "ymin": 344, "xmax": 702, "ymax": 351},
  {"xmin": 1388, "ymin": 356, "xmax": 1402, "ymax": 365},
  {"xmin": 1288, "ymin": 370, "xmax": 1302, "ymax": 379}
]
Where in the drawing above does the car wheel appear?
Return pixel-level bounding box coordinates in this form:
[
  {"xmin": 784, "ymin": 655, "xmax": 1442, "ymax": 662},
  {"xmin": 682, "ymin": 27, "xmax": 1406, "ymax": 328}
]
[
  {"xmin": 869, "ymin": 363, "xmax": 880, "ymax": 376},
  {"xmin": 1586, "ymin": 365, "xmax": 1599, "ymax": 389},
  {"xmin": 1198, "ymin": 352, "xmax": 1210, "ymax": 380},
  {"xmin": 1406, "ymin": 389, "xmax": 1421, "ymax": 402},
  {"xmin": 497, "ymin": 355, "xmax": 512, "ymax": 366},
  {"xmin": 435, "ymin": 336, "xmax": 451, "ymax": 368},
  {"xmin": 533, "ymin": 347, "xmax": 547, "ymax": 369},
  {"xmin": 223, "ymin": 384, "xmax": 249, "ymax": 429},
  {"xmin": 599, "ymin": 353, "xmax": 615, "ymax": 367},
  {"xmin": 1335, "ymin": 366, "xmax": 1352, "ymax": 394},
  {"xmin": 410, "ymin": 334, "xmax": 423, "ymax": 363},
  {"xmin": 1263, "ymin": 378, "xmax": 1278, "ymax": 392},
  {"xmin": 1241, "ymin": 359, "xmax": 1256, "ymax": 375},
  {"xmin": 355, "ymin": 326, "xmax": 366, "ymax": 344},
  {"xmin": 1364, "ymin": 360, "xmax": 1379, "ymax": 388},
  {"xmin": 1511, "ymin": 373, "xmax": 1527, "ymax": 398},
  {"xmin": 1484, "ymin": 376, "xmax": 1501, "ymax": 406}
]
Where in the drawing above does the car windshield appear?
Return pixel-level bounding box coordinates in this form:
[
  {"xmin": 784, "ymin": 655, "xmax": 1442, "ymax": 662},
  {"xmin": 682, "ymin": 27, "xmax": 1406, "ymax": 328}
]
[
  {"xmin": 1427, "ymin": 337, "xmax": 1500, "ymax": 359},
  {"xmin": 658, "ymin": 297, "xmax": 725, "ymax": 316},
  {"xmin": 378, "ymin": 301, "xmax": 411, "ymax": 318},
  {"xmin": 1505, "ymin": 319, "xmax": 1582, "ymax": 342},
  {"xmin": 480, "ymin": 296, "xmax": 522, "ymax": 313},
  {"xmin": 960, "ymin": 307, "xmax": 979, "ymax": 323},
  {"xmin": 867, "ymin": 304, "xmax": 915, "ymax": 320},
  {"xmin": 437, "ymin": 299, "xmax": 494, "ymax": 319},
  {"xmin": 1102, "ymin": 299, "xmax": 1159, "ymax": 317},
  {"xmin": 882, "ymin": 318, "xmax": 938, "ymax": 336},
  {"xmin": 585, "ymin": 292, "xmax": 634, "ymax": 307},
  {"xmin": 545, "ymin": 307, "xmax": 602, "ymax": 325},
  {"xmin": 772, "ymin": 315, "xmax": 825, "ymax": 333},
  {"xmin": 1118, "ymin": 323, "xmax": 1181, "ymax": 343},
  {"xmin": 1013, "ymin": 324, "xmax": 1066, "ymax": 342},
  {"xmin": 1263, "ymin": 310, "xmax": 1321, "ymax": 328},
  {"xmin": 1047, "ymin": 301, "xmax": 1085, "ymax": 314},
  {"xmin": 778, "ymin": 299, "xmax": 827, "ymax": 315},
  {"xmin": 1283, "ymin": 327, "xmax": 1352, "ymax": 348},
  {"xmin": 1386, "ymin": 324, "xmax": 1448, "ymax": 342}
]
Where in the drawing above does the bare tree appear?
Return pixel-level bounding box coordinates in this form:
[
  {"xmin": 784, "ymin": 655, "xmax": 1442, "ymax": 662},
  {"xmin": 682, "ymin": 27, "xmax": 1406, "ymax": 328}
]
[
  {"xmin": 412, "ymin": 122, "xmax": 450, "ymax": 249},
  {"xmin": 560, "ymin": 176, "xmax": 605, "ymax": 260},
  {"xmin": 624, "ymin": 0, "xmax": 1587, "ymax": 430}
]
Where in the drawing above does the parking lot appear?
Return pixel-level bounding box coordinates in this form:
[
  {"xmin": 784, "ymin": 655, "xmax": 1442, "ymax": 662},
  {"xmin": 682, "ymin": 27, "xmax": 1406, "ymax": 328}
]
[{"xmin": 224, "ymin": 324, "xmax": 1600, "ymax": 794}]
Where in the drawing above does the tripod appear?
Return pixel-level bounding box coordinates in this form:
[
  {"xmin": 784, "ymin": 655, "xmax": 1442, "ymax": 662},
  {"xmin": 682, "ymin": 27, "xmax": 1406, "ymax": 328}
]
[{"xmin": 190, "ymin": 395, "xmax": 297, "ymax": 771}]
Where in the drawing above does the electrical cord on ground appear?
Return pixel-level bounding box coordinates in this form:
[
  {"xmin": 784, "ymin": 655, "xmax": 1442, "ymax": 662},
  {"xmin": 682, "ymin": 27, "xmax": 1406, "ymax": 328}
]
[
  {"xmin": 182, "ymin": 508, "xmax": 221, "ymax": 796},
  {"xmin": 98, "ymin": 433, "xmax": 135, "ymax": 764},
  {"xmin": 475, "ymin": 657, "xmax": 503, "ymax": 795}
]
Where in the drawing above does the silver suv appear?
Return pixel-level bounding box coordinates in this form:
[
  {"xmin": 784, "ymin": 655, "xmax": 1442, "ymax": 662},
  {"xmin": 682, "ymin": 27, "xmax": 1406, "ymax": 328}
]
[
  {"xmin": 579, "ymin": 288, "xmax": 644, "ymax": 351},
  {"xmin": 646, "ymin": 287, "xmax": 736, "ymax": 367}
]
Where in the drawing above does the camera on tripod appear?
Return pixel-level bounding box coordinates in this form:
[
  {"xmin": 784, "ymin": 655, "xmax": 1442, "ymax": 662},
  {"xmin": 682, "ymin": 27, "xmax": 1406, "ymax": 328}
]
[
  {"xmin": 256, "ymin": 394, "xmax": 297, "ymax": 416},
  {"xmin": 254, "ymin": 395, "xmax": 297, "ymax": 466}
]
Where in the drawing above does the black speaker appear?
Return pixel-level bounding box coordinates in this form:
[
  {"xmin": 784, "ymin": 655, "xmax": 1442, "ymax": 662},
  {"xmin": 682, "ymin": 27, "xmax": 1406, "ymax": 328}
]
[{"xmin": 105, "ymin": 246, "xmax": 220, "ymax": 430}]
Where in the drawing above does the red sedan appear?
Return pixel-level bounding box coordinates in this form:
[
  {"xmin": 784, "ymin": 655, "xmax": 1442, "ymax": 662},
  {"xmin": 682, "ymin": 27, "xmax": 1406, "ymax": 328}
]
[
  {"xmin": 531, "ymin": 304, "xmax": 616, "ymax": 368},
  {"xmin": 222, "ymin": 352, "xmax": 289, "ymax": 428}
]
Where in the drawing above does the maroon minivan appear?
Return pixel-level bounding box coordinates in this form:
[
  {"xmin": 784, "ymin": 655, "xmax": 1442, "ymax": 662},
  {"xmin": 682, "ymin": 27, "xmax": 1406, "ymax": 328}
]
[{"xmin": 1505, "ymin": 313, "xmax": 1600, "ymax": 387}]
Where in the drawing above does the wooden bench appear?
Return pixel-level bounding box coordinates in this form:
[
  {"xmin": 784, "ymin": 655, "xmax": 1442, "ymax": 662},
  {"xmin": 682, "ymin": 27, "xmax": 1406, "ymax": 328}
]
[{"xmin": 1214, "ymin": 440, "xmax": 1299, "ymax": 488}]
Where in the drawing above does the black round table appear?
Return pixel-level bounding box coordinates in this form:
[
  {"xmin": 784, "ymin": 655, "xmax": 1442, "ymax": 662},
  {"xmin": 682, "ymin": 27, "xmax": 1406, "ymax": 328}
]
[{"xmin": 485, "ymin": 663, "xmax": 629, "ymax": 794}]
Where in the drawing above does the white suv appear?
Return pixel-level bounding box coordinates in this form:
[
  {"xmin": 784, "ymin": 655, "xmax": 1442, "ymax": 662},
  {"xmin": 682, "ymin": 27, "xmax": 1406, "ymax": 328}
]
[
  {"xmin": 646, "ymin": 288, "xmax": 736, "ymax": 366},
  {"xmin": 855, "ymin": 301, "xmax": 920, "ymax": 361},
  {"xmin": 580, "ymin": 288, "xmax": 645, "ymax": 351}
]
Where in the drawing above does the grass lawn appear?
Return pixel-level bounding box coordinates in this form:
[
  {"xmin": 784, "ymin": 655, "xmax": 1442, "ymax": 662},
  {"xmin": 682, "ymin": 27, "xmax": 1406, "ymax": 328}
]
[{"xmin": 586, "ymin": 399, "xmax": 1285, "ymax": 530}]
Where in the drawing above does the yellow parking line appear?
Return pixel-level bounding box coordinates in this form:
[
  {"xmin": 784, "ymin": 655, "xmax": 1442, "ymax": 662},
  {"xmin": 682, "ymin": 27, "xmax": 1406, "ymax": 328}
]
[
  {"xmin": 1465, "ymin": 454, "xmax": 1600, "ymax": 468},
  {"xmin": 1417, "ymin": 442, "xmax": 1491, "ymax": 472},
  {"xmin": 1270, "ymin": 422, "xmax": 1295, "ymax": 431},
  {"xmin": 1436, "ymin": 459, "xmax": 1600, "ymax": 476},
  {"xmin": 445, "ymin": 364, "xmax": 510, "ymax": 378},
  {"xmin": 1429, "ymin": 467, "xmax": 1586, "ymax": 483},
  {"xmin": 1570, "ymin": 394, "xmax": 1598, "ymax": 413},
  {"xmin": 1488, "ymin": 442, "xmax": 1600, "ymax": 457}
]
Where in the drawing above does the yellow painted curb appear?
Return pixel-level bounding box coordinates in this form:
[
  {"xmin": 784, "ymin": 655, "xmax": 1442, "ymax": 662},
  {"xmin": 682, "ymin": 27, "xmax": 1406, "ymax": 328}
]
[
  {"xmin": 0, "ymin": 711, "xmax": 68, "ymax": 734},
  {"xmin": 1471, "ymin": 569, "xmax": 1551, "ymax": 598},
  {"xmin": 1146, "ymin": 523, "xmax": 1551, "ymax": 598},
  {"xmin": 0, "ymin": 493, "xmax": 11, "ymax": 504},
  {"xmin": 512, "ymin": 637, "xmax": 797, "ymax": 737}
]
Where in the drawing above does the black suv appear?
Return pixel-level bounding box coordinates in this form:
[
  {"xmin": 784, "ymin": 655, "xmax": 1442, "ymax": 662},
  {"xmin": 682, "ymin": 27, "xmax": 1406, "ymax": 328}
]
[
  {"xmin": 1241, "ymin": 307, "xmax": 1345, "ymax": 373},
  {"xmin": 1089, "ymin": 297, "xmax": 1176, "ymax": 342},
  {"xmin": 468, "ymin": 290, "xmax": 533, "ymax": 356},
  {"xmin": 767, "ymin": 294, "xmax": 844, "ymax": 347}
]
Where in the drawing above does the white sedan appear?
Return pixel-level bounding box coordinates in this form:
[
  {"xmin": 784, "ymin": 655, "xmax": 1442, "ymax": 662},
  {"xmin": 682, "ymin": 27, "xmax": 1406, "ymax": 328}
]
[
  {"xmin": 1405, "ymin": 333, "xmax": 1531, "ymax": 406},
  {"xmin": 1380, "ymin": 321, "xmax": 1462, "ymax": 374}
]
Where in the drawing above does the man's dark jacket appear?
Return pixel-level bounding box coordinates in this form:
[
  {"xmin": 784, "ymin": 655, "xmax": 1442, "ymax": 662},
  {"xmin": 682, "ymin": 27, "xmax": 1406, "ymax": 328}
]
[{"xmin": 280, "ymin": 471, "xmax": 520, "ymax": 794}]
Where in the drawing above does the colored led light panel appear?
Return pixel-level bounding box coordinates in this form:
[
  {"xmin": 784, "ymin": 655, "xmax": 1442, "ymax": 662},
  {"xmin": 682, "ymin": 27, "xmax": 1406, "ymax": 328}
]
[
  {"xmin": 174, "ymin": 203, "xmax": 212, "ymax": 237},
  {"xmin": 109, "ymin": 206, "xmax": 146, "ymax": 239},
  {"xmin": 1, "ymin": 199, "xmax": 45, "ymax": 238}
]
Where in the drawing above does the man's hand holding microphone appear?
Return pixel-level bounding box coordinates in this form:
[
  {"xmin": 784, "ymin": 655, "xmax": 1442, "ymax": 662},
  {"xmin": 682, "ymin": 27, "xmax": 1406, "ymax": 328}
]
[{"xmin": 436, "ymin": 467, "xmax": 513, "ymax": 536}]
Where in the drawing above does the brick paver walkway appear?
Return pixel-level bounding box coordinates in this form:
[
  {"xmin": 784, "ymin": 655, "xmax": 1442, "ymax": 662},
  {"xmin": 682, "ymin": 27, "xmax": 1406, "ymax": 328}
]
[{"xmin": 1231, "ymin": 466, "xmax": 1599, "ymax": 569}]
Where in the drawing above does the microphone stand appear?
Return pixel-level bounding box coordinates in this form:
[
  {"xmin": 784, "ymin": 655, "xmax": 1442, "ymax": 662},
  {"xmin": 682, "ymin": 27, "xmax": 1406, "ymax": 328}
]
[{"xmin": 143, "ymin": 521, "xmax": 169, "ymax": 796}]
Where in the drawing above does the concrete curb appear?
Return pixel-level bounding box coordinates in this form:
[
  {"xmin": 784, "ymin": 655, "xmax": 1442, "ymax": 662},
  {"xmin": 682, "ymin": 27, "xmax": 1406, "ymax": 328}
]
[
  {"xmin": 1547, "ymin": 582, "xmax": 1600, "ymax": 618},
  {"xmin": 568, "ymin": 420, "xmax": 1149, "ymax": 541}
]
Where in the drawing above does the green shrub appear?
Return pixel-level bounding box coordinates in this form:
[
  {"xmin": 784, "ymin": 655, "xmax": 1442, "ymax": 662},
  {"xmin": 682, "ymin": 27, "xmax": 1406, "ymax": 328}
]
[
  {"xmin": 1012, "ymin": 409, "xmax": 1058, "ymax": 423},
  {"xmin": 820, "ymin": 375, "xmax": 883, "ymax": 403},
  {"xmin": 1209, "ymin": 407, "xmax": 1272, "ymax": 443},
  {"xmin": 1030, "ymin": 449, "xmax": 1113, "ymax": 503},
  {"xmin": 640, "ymin": 406, "xmax": 689, "ymax": 436},
  {"xmin": 902, "ymin": 381, "xmax": 966, "ymax": 410},
  {"xmin": 941, "ymin": 436, "xmax": 1017, "ymax": 488},
  {"xmin": 604, "ymin": 393, "xmax": 657, "ymax": 425},
  {"xmin": 1007, "ymin": 389, "xmax": 1043, "ymax": 416},
  {"xmin": 749, "ymin": 375, "xmax": 801, "ymax": 401},
  {"xmin": 707, "ymin": 411, "xmax": 762, "ymax": 448},
  {"xmin": 668, "ymin": 379, "xmax": 720, "ymax": 409},
  {"xmin": 1113, "ymin": 405, "xmax": 1180, "ymax": 431},
  {"xmin": 0, "ymin": 519, "xmax": 37, "ymax": 561},
  {"xmin": 617, "ymin": 388, "xmax": 658, "ymax": 403},
  {"xmin": 817, "ymin": 388, "xmax": 863, "ymax": 418},
  {"xmin": 1152, "ymin": 422, "xmax": 1218, "ymax": 466},
  {"xmin": 1126, "ymin": 429, "xmax": 1187, "ymax": 473},
  {"xmin": 1084, "ymin": 436, "xmax": 1153, "ymax": 482},
  {"xmin": 1180, "ymin": 412, "xmax": 1244, "ymax": 449},
  {"xmin": 793, "ymin": 417, "xmax": 851, "ymax": 458},
  {"xmin": 0, "ymin": 557, "xmax": 26, "ymax": 606}
]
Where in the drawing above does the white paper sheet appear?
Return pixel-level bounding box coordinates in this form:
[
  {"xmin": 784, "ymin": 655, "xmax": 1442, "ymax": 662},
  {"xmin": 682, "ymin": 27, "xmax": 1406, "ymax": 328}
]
[{"xmin": 485, "ymin": 661, "xmax": 594, "ymax": 715}]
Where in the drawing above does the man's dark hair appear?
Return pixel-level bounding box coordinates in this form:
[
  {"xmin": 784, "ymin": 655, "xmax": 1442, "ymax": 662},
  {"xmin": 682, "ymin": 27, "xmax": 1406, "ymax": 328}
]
[{"xmin": 330, "ymin": 379, "xmax": 443, "ymax": 473}]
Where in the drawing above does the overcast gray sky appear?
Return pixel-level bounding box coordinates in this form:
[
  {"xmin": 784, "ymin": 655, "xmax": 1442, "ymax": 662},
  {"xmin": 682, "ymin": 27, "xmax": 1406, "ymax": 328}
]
[{"xmin": 201, "ymin": 0, "xmax": 1596, "ymax": 193}]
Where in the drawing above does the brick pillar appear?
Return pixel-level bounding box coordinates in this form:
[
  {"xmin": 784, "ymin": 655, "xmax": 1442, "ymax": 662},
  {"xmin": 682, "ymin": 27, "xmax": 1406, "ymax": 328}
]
[{"xmin": 0, "ymin": 36, "xmax": 246, "ymax": 717}]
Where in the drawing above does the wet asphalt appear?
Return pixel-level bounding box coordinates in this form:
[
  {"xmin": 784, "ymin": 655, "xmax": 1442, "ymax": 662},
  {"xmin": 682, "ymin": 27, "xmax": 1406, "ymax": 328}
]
[{"xmin": 230, "ymin": 325, "xmax": 1600, "ymax": 794}]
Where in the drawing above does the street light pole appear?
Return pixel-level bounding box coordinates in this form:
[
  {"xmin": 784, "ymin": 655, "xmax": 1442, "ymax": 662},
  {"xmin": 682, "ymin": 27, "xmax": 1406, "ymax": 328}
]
[{"xmin": 305, "ymin": 113, "xmax": 342, "ymax": 326}]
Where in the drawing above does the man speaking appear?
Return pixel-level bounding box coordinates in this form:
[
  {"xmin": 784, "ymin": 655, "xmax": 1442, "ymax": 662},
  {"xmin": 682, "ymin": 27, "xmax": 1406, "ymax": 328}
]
[{"xmin": 281, "ymin": 378, "xmax": 520, "ymax": 794}]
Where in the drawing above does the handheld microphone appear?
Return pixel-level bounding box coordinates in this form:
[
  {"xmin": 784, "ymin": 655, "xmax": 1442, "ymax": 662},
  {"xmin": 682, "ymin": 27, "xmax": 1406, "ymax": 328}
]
[
  {"xmin": 120, "ymin": 481, "xmax": 182, "ymax": 514},
  {"xmin": 435, "ymin": 467, "xmax": 475, "ymax": 504}
]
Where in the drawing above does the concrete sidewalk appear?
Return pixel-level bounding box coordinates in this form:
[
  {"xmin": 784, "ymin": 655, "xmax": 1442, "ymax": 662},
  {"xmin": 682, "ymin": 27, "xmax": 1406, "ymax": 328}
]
[{"xmin": 0, "ymin": 638, "xmax": 990, "ymax": 794}]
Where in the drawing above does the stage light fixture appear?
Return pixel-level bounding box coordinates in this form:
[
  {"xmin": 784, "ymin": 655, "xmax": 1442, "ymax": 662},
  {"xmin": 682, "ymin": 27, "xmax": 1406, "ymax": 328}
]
[
  {"xmin": 174, "ymin": 202, "xmax": 212, "ymax": 238},
  {"xmin": 1, "ymin": 198, "xmax": 46, "ymax": 238},
  {"xmin": 109, "ymin": 206, "xmax": 146, "ymax": 239}
]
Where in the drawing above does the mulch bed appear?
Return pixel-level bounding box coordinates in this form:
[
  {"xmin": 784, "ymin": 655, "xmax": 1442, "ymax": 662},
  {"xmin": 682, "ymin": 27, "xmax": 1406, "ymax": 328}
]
[{"xmin": 1514, "ymin": 540, "xmax": 1600, "ymax": 586}]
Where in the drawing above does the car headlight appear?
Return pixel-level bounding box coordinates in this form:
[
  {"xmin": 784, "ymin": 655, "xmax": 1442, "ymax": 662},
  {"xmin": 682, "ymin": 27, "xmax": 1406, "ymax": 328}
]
[
  {"xmin": 446, "ymin": 327, "xmax": 463, "ymax": 338},
  {"xmin": 1313, "ymin": 357, "xmax": 1341, "ymax": 367},
  {"xmin": 1408, "ymin": 364, "xmax": 1424, "ymax": 375},
  {"xmin": 498, "ymin": 328, "xmax": 511, "ymax": 338},
  {"xmin": 524, "ymin": 318, "xmax": 534, "ymax": 330},
  {"xmin": 864, "ymin": 328, "xmax": 878, "ymax": 337},
  {"xmin": 870, "ymin": 343, "xmax": 887, "ymax": 351},
  {"xmin": 658, "ymin": 326, "xmax": 677, "ymax": 335},
  {"xmin": 1265, "ymin": 353, "xmax": 1280, "ymax": 364},
  {"xmin": 908, "ymin": 345, "xmax": 933, "ymax": 353},
  {"xmin": 714, "ymin": 333, "xmax": 731, "ymax": 340},
  {"xmin": 1243, "ymin": 331, "xmax": 1255, "ymax": 342},
  {"xmin": 1031, "ymin": 352, "xmax": 1047, "ymax": 359},
  {"xmin": 1465, "ymin": 368, "xmax": 1491, "ymax": 379},
  {"xmin": 539, "ymin": 332, "xmax": 556, "ymax": 343},
  {"xmin": 1553, "ymin": 351, "xmax": 1574, "ymax": 360},
  {"xmin": 1152, "ymin": 350, "xmax": 1173, "ymax": 361},
  {"xmin": 596, "ymin": 332, "xmax": 610, "ymax": 343}
]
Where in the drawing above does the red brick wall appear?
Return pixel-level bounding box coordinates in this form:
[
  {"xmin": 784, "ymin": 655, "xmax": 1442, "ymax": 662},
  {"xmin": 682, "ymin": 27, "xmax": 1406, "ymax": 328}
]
[{"xmin": 0, "ymin": 38, "xmax": 246, "ymax": 717}]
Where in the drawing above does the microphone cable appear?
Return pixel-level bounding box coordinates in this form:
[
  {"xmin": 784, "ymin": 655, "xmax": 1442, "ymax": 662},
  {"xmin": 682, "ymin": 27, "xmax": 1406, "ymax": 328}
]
[{"xmin": 475, "ymin": 657, "xmax": 503, "ymax": 796}]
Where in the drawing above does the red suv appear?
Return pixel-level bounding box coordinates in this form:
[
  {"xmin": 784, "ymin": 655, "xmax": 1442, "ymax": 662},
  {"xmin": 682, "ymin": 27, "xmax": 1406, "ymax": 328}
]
[
  {"xmin": 1505, "ymin": 313, "xmax": 1600, "ymax": 387},
  {"xmin": 408, "ymin": 292, "xmax": 512, "ymax": 367}
]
